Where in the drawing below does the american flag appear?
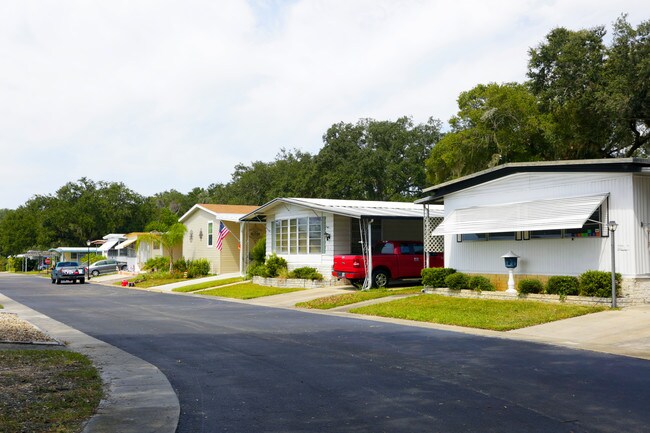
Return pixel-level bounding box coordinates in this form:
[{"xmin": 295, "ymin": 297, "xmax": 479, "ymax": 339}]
[{"xmin": 215, "ymin": 221, "xmax": 230, "ymax": 251}]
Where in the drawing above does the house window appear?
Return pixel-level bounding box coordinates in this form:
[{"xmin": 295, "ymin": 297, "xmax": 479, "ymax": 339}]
[
  {"xmin": 529, "ymin": 229, "xmax": 562, "ymax": 239},
  {"xmin": 207, "ymin": 222, "xmax": 214, "ymax": 246},
  {"xmin": 488, "ymin": 232, "xmax": 516, "ymax": 241},
  {"xmin": 565, "ymin": 206, "xmax": 604, "ymax": 238},
  {"xmin": 273, "ymin": 217, "xmax": 323, "ymax": 254},
  {"xmin": 458, "ymin": 233, "xmax": 488, "ymax": 242}
]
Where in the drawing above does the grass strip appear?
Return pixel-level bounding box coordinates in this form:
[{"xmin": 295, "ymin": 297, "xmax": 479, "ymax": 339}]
[
  {"xmin": 350, "ymin": 294, "xmax": 607, "ymax": 331},
  {"xmin": 296, "ymin": 287, "xmax": 423, "ymax": 309},
  {"xmin": 197, "ymin": 282, "xmax": 303, "ymax": 299},
  {"xmin": 172, "ymin": 277, "xmax": 246, "ymax": 293},
  {"xmin": 0, "ymin": 350, "xmax": 103, "ymax": 433},
  {"xmin": 114, "ymin": 277, "xmax": 186, "ymax": 288}
]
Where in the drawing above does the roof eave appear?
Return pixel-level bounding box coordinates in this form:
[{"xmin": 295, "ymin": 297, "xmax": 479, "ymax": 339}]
[{"xmin": 420, "ymin": 158, "xmax": 650, "ymax": 204}]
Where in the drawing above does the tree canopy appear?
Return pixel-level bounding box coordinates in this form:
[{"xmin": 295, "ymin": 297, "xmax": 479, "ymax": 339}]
[{"xmin": 426, "ymin": 15, "xmax": 650, "ymax": 184}]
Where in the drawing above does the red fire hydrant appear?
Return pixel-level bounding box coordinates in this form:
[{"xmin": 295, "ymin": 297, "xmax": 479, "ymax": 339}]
[{"xmin": 121, "ymin": 280, "xmax": 128, "ymax": 287}]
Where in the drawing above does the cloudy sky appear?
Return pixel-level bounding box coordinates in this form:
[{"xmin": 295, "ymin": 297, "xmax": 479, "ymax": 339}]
[{"xmin": 0, "ymin": 1, "xmax": 647, "ymax": 209}]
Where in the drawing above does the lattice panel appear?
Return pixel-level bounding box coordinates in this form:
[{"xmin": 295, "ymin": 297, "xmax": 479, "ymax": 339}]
[{"xmin": 424, "ymin": 217, "xmax": 444, "ymax": 252}]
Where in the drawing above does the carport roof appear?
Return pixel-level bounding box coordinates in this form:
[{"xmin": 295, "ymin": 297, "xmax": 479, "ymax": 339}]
[{"xmin": 240, "ymin": 198, "xmax": 443, "ymax": 222}]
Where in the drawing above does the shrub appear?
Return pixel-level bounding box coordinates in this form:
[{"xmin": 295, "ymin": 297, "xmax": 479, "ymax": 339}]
[
  {"xmin": 445, "ymin": 272, "xmax": 469, "ymax": 290},
  {"xmin": 187, "ymin": 258, "xmax": 211, "ymax": 278},
  {"xmin": 579, "ymin": 270, "xmax": 622, "ymax": 297},
  {"xmin": 518, "ymin": 278, "xmax": 544, "ymax": 294},
  {"xmin": 546, "ymin": 276, "xmax": 579, "ymax": 296},
  {"xmin": 250, "ymin": 236, "xmax": 266, "ymax": 266},
  {"xmin": 422, "ymin": 267, "xmax": 456, "ymax": 287},
  {"xmin": 289, "ymin": 267, "xmax": 324, "ymax": 281},
  {"xmin": 247, "ymin": 263, "xmax": 269, "ymax": 278},
  {"xmin": 143, "ymin": 256, "xmax": 170, "ymax": 272},
  {"xmin": 173, "ymin": 258, "xmax": 190, "ymax": 273},
  {"xmin": 468, "ymin": 275, "xmax": 495, "ymax": 292},
  {"xmin": 265, "ymin": 254, "xmax": 288, "ymax": 277}
]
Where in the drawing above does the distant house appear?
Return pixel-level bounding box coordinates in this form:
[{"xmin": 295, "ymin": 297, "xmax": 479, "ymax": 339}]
[
  {"xmin": 417, "ymin": 158, "xmax": 650, "ymax": 300},
  {"xmin": 239, "ymin": 198, "xmax": 444, "ymax": 279},
  {"xmin": 179, "ymin": 204, "xmax": 260, "ymax": 275},
  {"xmin": 49, "ymin": 246, "xmax": 99, "ymax": 263}
]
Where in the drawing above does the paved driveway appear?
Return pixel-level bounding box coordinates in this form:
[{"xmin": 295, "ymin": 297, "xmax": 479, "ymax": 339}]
[{"xmin": 2, "ymin": 274, "xmax": 650, "ymax": 433}]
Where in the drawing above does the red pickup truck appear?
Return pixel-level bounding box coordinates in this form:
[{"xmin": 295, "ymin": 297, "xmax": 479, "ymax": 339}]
[{"xmin": 332, "ymin": 240, "xmax": 444, "ymax": 288}]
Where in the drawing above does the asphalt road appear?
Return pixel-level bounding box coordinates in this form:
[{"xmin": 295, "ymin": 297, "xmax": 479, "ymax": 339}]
[{"xmin": 2, "ymin": 275, "xmax": 650, "ymax": 433}]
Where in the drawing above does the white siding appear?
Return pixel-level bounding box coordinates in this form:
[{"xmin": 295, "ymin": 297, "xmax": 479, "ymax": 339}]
[
  {"xmin": 445, "ymin": 172, "xmax": 644, "ymax": 277},
  {"xmin": 333, "ymin": 215, "xmax": 352, "ymax": 255},
  {"xmin": 265, "ymin": 206, "xmax": 335, "ymax": 278},
  {"xmin": 633, "ymin": 175, "xmax": 650, "ymax": 276}
]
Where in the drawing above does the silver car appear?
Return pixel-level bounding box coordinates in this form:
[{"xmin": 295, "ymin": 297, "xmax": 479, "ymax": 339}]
[{"xmin": 89, "ymin": 259, "xmax": 127, "ymax": 276}]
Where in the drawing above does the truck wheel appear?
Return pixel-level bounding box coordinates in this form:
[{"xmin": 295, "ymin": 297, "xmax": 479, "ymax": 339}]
[
  {"xmin": 56, "ymin": 278, "xmax": 61, "ymax": 285},
  {"xmin": 372, "ymin": 270, "xmax": 389, "ymax": 288},
  {"xmin": 121, "ymin": 265, "xmax": 128, "ymax": 271},
  {"xmin": 51, "ymin": 278, "xmax": 55, "ymax": 284},
  {"xmin": 79, "ymin": 277, "xmax": 85, "ymax": 284}
]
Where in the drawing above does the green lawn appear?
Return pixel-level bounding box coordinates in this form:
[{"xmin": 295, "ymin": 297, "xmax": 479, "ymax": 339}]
[
  {"xmin": 0, "ymin": 350, "xmax": 103, "ymax": 433},
  {"xmin": 296, "ymin": 287, "xmax": 423, "ymax": 309},
  {"xmin": 172, "ymin": 277, "xmax": 246, "ymax": 293},
  {"xmin": 116, "ymin": 275, "xmax": 186, "ymax": 288},
  {"xmin": 350, "ymin": 294, "xmax": 607, "ymax": 331},
  {"xmin": 197, "ymin": 282, "xmax": 303, "ymax": 299}
]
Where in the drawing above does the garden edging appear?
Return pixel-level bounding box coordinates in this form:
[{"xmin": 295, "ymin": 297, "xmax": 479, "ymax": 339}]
[
  {"xmin": 253, "ymin": 276, "xmax": 348, "ymax": 289},
  {"xmin": 422, "ymin": 287, "xmax": 641, "ymax": 306}
]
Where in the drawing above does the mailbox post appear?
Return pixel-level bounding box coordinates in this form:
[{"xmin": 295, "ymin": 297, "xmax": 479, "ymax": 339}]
[{"xmin": 501, "ymin": 251, "xmax": 520, "ymax": 294}]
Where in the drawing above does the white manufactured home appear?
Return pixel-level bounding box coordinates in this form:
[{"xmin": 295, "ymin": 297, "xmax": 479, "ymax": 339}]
[
  {"xmin": 239, "ymin": 198, "xmax": 444, "ymax": 280},
  {"xmin": 417, "ymin": 158, "xmax": 650, "ymax": 300}
]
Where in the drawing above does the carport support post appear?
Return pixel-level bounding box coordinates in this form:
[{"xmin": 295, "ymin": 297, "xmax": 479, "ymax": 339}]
[
  {"xmin": 362, "ymin": 218, "xmax": 373, "ymax": 291},
  {"xmin": 608, "ymin": 221, "xmax": 618, "ymax": 308},
  {"xmin": 86, "ymin": 240, "xmax": 91, "ymax": 280}
]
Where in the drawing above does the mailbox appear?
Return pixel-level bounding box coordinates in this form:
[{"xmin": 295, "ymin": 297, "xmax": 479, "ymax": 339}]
[
  {"xmin": 501, "ymin": 251, "xmax": 519, "ymax": 269},
  {"xmin": 501, "ymin": 251, "xmax": 520, "ymax": 294}
]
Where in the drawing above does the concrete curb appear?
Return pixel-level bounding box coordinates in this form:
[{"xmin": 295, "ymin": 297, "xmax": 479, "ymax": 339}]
[{"xmin": 0, "ymin": 292, "xmax": 180, "ymax": 433}]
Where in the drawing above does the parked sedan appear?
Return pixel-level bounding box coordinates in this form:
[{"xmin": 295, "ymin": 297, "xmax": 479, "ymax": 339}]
[{"xmin": 89, "ymin": 259, "xmax": 128, "ymax": 276}]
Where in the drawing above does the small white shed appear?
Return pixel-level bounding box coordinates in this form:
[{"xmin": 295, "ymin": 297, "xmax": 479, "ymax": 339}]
[
  {"xmin": 239, "ymin": 198, "xmax": 444, "ymax": 280},
  {"xmin": 418, "ymin": 158, "xmax": 650, "ymax": 300}
]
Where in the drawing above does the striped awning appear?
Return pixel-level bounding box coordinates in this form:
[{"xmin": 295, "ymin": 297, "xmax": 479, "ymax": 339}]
[
  {"xmin": 433, "ymin": 194, "xmax": 608, "ymax": 235},
  {"xmin": 115, "ymin": 238, "xmax": 137, "ymax": 250}
]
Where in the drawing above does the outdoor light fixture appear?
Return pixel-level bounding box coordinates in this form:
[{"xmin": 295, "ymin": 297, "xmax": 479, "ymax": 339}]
[
  {"xmin": 607, "ymin": 221, "xmax": 618, "ymax": 308},
  {"xmin": 501, "ymin": 250, "xmax": 520, "ymax": 294},
  {"xmin": 86, "ymin": 240, "xmax": 91, "ymax": 280}
]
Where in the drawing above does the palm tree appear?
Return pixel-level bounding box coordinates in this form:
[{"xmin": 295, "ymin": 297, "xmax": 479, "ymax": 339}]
[{"xmin": 137, "ymin": 223, "xmax": 187, "ymax": 271}]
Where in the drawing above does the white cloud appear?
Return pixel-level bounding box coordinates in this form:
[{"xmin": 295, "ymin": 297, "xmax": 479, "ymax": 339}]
[{"xmin": 0, "ymin": 0, "xmax": 647, "ymax": 208}]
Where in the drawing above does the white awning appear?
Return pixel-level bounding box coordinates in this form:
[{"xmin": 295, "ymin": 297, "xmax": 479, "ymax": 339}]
[
  {"xmin": 115, "ymin": 238, "xmax": 137, "ymax": 250},
  {"xmin": 433, "ymin": 194, "xmax": 608, "ymax": 235},
  {"xmin": 98, "ymin": 239, "xmax": 119, "ymax": 252}
]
